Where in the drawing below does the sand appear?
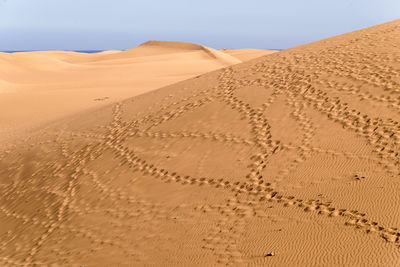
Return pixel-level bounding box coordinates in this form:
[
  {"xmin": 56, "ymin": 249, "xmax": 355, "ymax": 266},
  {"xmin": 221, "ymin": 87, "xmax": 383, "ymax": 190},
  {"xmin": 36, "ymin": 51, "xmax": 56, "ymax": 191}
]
[
  {"xmin": 0, "ymin": 20, "xmax": 399, "ymax": 266},
  {"xmin": 0, "ymin": 41, "xmax": 270, "ymax": 143},
  {"xmin": 221, "ymin": 48, "xmax": 278, "ymax": 61}
]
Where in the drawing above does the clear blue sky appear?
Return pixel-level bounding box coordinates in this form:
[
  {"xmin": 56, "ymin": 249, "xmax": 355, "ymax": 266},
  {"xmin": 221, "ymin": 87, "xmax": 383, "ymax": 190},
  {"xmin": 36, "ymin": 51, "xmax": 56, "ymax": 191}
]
[{"xmin": 0, "ymin": 0, "xmax": 398, "ymax": 51}]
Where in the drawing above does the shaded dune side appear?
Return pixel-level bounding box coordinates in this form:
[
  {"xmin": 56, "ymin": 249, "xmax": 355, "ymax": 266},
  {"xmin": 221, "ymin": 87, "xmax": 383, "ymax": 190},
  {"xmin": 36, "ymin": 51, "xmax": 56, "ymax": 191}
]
[{"xmin": 0, "ymin": 20, "xmax": 399, "ymax": 266}]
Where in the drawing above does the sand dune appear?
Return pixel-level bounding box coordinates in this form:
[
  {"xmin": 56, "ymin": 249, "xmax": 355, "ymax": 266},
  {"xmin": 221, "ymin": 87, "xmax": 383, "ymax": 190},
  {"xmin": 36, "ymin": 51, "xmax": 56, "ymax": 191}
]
[
  {"xmin": 1, "ymin": 20, "xmax": 400, "ymax": 266},
  {"xmin": 0, "ymin": 41, "xmax": 269, "ymax": 142}
]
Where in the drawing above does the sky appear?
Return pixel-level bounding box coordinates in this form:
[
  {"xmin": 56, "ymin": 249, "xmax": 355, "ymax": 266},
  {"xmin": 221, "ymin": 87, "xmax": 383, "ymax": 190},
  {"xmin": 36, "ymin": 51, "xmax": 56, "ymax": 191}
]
[{"xmin": 0, "ymin": 0, "xmax": 399, "ymax": 51}]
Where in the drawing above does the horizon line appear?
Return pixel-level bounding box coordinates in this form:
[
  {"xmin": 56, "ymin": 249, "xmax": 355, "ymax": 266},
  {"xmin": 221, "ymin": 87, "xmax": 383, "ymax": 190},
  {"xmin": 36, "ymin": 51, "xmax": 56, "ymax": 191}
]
[{"xmin": 1, "ymin": 48, "xmax": 285, "ymax": 53}]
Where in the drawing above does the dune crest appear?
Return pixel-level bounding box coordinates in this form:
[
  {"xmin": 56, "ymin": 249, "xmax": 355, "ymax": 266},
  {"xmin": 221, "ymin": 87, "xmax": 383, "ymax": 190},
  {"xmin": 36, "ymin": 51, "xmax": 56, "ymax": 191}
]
[{"xmin": 138, "ymin": 40, "xmax": 214, "ymax": 50}]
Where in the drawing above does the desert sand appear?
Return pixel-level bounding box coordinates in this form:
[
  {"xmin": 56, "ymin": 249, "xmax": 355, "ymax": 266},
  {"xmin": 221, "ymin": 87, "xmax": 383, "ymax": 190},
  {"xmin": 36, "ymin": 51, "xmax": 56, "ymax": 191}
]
[
  {"xmin": 220, "ymin": 48, "xmax": 278, "ymax": 62},
  {"xmin": 0, "ymin": 20, "xmax": 400, "ymax": 266},
  {"xmin": 0, "ymin": 41, "xmax": 272, "ymax": 143}
]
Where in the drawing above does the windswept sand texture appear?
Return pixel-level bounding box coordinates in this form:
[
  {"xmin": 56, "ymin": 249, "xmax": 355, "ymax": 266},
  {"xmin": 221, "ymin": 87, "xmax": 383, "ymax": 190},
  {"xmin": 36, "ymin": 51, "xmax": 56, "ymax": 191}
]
[
  {"xmin": 0, "ymin": 41, "xmax": 269, "ymax": 142},
  {"xmin": 1, "ymin": 20, "xmax": 400, "ymax": 266}
]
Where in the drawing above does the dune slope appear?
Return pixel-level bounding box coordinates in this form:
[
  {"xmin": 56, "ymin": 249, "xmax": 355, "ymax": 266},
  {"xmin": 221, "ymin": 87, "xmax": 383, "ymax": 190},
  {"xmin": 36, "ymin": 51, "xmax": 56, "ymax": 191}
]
[{"xmin": 0, "ymin": 20, "xmax": 400, "ymax": 266}]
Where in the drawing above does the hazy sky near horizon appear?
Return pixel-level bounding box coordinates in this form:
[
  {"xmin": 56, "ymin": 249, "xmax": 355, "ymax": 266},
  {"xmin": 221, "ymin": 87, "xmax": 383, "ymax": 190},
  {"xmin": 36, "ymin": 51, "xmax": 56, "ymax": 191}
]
[{"xmin": 0, "ymin": 0, "xmax": 399, "ymax": 51}]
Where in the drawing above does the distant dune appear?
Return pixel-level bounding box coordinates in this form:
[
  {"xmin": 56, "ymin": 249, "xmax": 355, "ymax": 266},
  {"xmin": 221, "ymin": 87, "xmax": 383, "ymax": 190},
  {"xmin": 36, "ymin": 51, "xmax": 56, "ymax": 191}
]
[
  {"xmin": 0, "ymin": 20, "xmax": 400, "ymax": 266},
  {"xmin": 0, "ymin": 41, "xmax": 272, "ymax": 142}
]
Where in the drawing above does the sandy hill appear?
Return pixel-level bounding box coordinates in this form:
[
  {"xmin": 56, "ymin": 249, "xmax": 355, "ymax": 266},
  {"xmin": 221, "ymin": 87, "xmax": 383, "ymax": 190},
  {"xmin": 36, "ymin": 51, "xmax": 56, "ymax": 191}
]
[
  {"xmin": 0, "ymin": 41, "xmax": 271, "ymax": 142},
  {"xmin": 0, "ymin": 20, "xmax": 400, "ymax": 266}
]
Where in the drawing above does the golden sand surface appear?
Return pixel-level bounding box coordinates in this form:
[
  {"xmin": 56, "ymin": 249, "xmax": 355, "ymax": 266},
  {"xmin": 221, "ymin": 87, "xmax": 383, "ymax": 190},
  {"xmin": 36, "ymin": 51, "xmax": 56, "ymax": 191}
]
[{"xmin": 0, "ymin": 20, "xmax": 399, "ymax": 266}]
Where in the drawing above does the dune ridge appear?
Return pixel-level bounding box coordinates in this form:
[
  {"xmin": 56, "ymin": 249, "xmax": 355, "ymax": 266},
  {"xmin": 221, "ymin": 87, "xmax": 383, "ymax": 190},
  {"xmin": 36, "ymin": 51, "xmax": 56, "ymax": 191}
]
[{"xmin": 0, "ymin": 20, "xmax": 399, "ymax": 266}]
